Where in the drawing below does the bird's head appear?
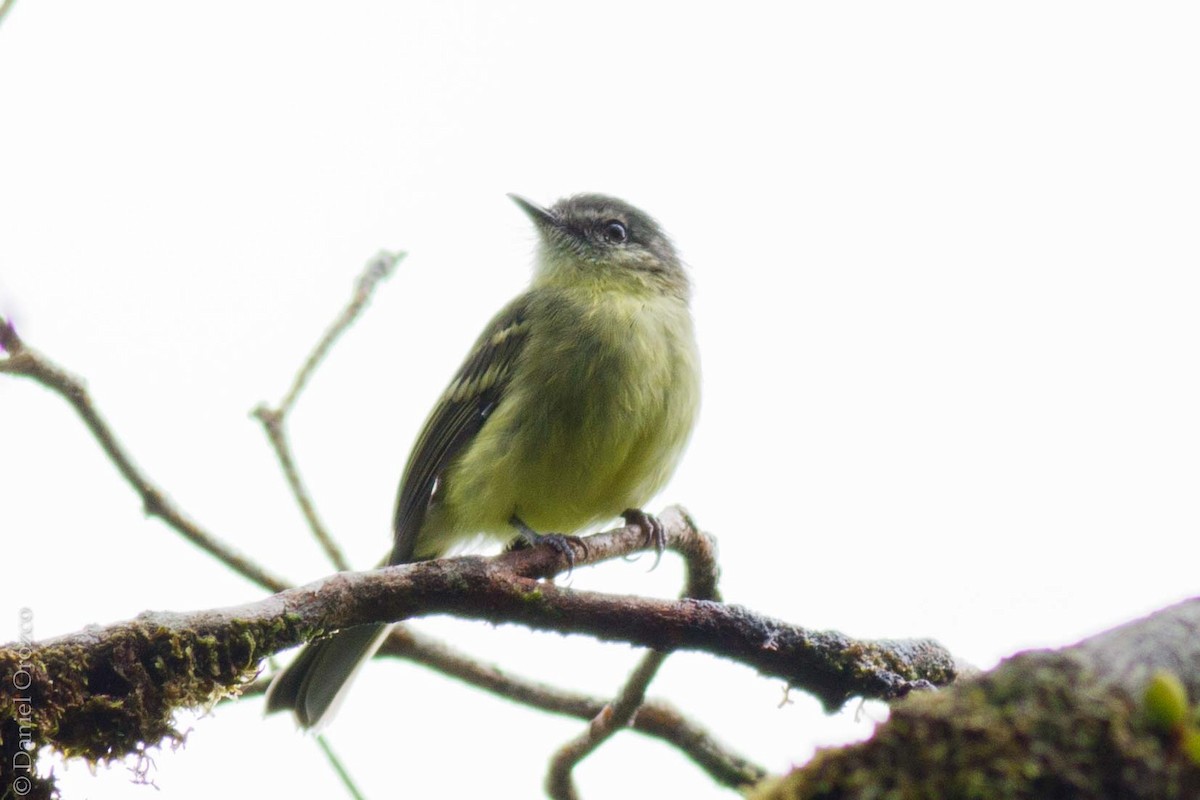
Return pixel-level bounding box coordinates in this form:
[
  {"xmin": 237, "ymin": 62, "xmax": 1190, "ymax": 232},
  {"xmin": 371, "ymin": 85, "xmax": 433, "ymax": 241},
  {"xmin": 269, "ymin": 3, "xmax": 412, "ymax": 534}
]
[{"xmin": 509, "ymin": 193, "xmax": 688, "ymax": 300}]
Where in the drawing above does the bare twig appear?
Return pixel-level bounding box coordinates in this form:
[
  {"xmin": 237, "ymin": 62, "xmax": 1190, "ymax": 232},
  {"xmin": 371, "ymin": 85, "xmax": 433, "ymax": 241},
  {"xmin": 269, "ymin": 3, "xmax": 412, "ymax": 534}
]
[
  {"xmin": 380, "ymin": 627, "xmax": 766, "ymax": 789},
  {"xmin": 546, "ymin": 650, "xmax": 671, "ymax": 800},
  {"xmin": 0, "ymin": 320, "xmax": 291, "ymax": 593},
  {"xmin": 253, "ymin": 408, "xmax": 350, "ymax": 571},
  {"xmin": 237, "ymin": 629, "xmax": 769, "ymax": 790},
  {"xmin": 546, "ymin": 509, "xmax": 724, "ymax": 798},
  {"xmin": 252, "ymin": 250, "xmax": 403, "ymax": 571},
  {"xmin": 629, "ymin": 700, "xmax": 768, "ymax": 789},
  {"xmin": 0, "ymin": 0, "xmax": 17, "ymax": 30},
  {"xmin": 281, "ymin": 250, "xmax": 403, "ymax": 416},
  {"xmin": 315, "ymin": 735, "xmax": 368, "ymax": 800}
]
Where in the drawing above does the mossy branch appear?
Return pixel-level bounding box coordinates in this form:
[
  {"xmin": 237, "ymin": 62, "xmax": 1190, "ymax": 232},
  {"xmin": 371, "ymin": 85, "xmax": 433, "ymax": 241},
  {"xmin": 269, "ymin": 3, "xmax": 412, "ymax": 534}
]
[
  {"xmin": 751, "ymin": 596, "xmax": 1200, "ymax": 800},
  {"xmin": 0, "ymin": 509, "xmax": 955, "ymax": 787}
]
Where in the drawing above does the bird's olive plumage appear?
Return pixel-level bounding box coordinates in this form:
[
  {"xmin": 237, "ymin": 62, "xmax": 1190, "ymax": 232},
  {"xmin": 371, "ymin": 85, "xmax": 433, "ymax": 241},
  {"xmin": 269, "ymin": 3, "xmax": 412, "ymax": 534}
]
[{"xmin": 266, "ymin": 193, "xmax": 700, "ymax": 728}]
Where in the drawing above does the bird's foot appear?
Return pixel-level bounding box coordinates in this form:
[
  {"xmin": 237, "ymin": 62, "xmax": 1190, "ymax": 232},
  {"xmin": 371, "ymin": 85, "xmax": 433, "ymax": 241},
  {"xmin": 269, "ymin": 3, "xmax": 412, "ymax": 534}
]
[
  {"xmin": 622, "ymin": 508, "xmax": 666, "ymax": 570},
  {"xmin": 508, "ymin": 515, "xmax": 589, "ymax": 576}
]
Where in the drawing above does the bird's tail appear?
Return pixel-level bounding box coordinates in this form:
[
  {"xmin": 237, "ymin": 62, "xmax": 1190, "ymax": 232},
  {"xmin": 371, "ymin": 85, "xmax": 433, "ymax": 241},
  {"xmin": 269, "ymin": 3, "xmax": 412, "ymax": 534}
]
[{"xmin": 265, "ymin": 622, "xmax": 391, "ymax": 729}]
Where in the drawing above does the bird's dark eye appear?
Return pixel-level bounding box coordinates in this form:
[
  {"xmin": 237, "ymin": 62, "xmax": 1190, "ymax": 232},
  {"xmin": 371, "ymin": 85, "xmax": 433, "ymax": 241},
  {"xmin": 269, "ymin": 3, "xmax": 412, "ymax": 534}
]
[{"xmin": 601, "ymin": 220, "xmax": 628, "ymax": 244}]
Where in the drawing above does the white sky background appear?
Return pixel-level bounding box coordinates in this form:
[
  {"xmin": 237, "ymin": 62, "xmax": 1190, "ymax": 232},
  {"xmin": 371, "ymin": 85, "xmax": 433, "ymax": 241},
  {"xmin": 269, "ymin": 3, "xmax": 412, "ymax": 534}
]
[{"xmin": 2, "ymin": 2, "xmax": 1199, "ymax": 797}]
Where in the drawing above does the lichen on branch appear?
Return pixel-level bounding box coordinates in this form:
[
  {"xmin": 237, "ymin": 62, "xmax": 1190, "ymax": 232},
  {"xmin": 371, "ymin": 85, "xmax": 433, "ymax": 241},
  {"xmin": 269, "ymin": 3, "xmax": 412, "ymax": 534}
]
[{"xmin": 0, "ymin": 510, "xmax": 956, "ymax": 785}]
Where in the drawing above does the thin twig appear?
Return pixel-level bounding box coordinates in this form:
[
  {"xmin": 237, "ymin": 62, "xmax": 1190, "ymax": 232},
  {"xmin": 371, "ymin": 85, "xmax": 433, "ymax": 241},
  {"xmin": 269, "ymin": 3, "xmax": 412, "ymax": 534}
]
[
  {"xmin": 237, "ymin": 629, "xmax": 768, "ymax": 790},
  {"xmin": 251, "ymin": 250, "xmax": 403, "ymax": 572},
  {"xmin": 0, "ymin": 321, "xmax": 291, "ymax": 593},
  {"xmin": 315, "ymin": 735, "xmax": 368, "ymax": 800},
  {"xmin": 281, "ymin": 250, "xmax": 403, "ymax": 415},
  {"xmin": 546, "ymin": 511, "xmax": 724, "ymax": 798},
  {"xmin": 252, "ymin": 406, "xmax": 350, "ymax": 571},
  {"xmin": 0, "ymin": 0, "xmax": 17, "ymax": 30},
  {"xmin": 546, "ymin": 650, "xmax": 671, "ymax": 800},
  {"xmin": 380, "ymin": 628, "xmax": 765, "ymax": 789},
  {"xmin": 251, "ymin": 253, "xmax": 402, "ymax": 800}
]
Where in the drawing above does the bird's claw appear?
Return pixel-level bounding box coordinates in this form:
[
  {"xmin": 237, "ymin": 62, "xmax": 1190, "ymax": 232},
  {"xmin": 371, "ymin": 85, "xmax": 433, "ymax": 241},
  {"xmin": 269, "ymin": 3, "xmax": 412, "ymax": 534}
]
[
  {"xmin": 508, "ymin": 516, "xmax": 589, "ymax": 576},
  {"xmin": 622, "ymin": 508, "xmax": 666, "ymax": 570}
]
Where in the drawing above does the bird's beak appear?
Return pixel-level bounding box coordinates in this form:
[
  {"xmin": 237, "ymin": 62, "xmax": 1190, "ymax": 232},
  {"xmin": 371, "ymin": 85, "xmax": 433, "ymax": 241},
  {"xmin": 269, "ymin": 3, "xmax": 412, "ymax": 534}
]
[{"xmin": 507, "ymin": 194, "xmax": 560, "ymax": 233}]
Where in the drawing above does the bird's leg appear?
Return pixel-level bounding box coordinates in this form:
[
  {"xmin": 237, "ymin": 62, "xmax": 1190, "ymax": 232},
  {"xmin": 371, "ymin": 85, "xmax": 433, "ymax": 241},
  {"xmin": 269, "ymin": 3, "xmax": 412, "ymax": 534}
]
[
  {"xmin": 622, "ymin": 508, "xmax": 666, "ymax": 570},
  {"xmin": 507, "ymin": 515, "xmax": 590, "ymax": 575}
]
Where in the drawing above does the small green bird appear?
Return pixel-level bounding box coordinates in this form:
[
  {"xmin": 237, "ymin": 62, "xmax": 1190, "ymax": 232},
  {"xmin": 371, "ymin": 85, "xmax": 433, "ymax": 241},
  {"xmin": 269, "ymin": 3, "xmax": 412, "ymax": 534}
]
[{"xmin": 265, "ymin": 193, "xmax": 701, "ymax": 727}]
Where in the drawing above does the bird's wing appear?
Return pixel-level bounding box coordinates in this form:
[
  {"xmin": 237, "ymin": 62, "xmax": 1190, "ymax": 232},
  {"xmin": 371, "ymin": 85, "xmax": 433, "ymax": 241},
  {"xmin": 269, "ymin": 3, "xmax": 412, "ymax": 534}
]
[{"xmin": 389, "ymin": 294, "xmax": 531, "ymax": 563}]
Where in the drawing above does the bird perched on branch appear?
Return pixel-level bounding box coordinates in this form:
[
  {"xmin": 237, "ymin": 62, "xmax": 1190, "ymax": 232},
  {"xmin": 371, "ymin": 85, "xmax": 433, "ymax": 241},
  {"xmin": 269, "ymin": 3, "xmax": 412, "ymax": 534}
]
[{"xmin": 266, "ymin": 192, "xmax": 701, "ymax": 728}]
